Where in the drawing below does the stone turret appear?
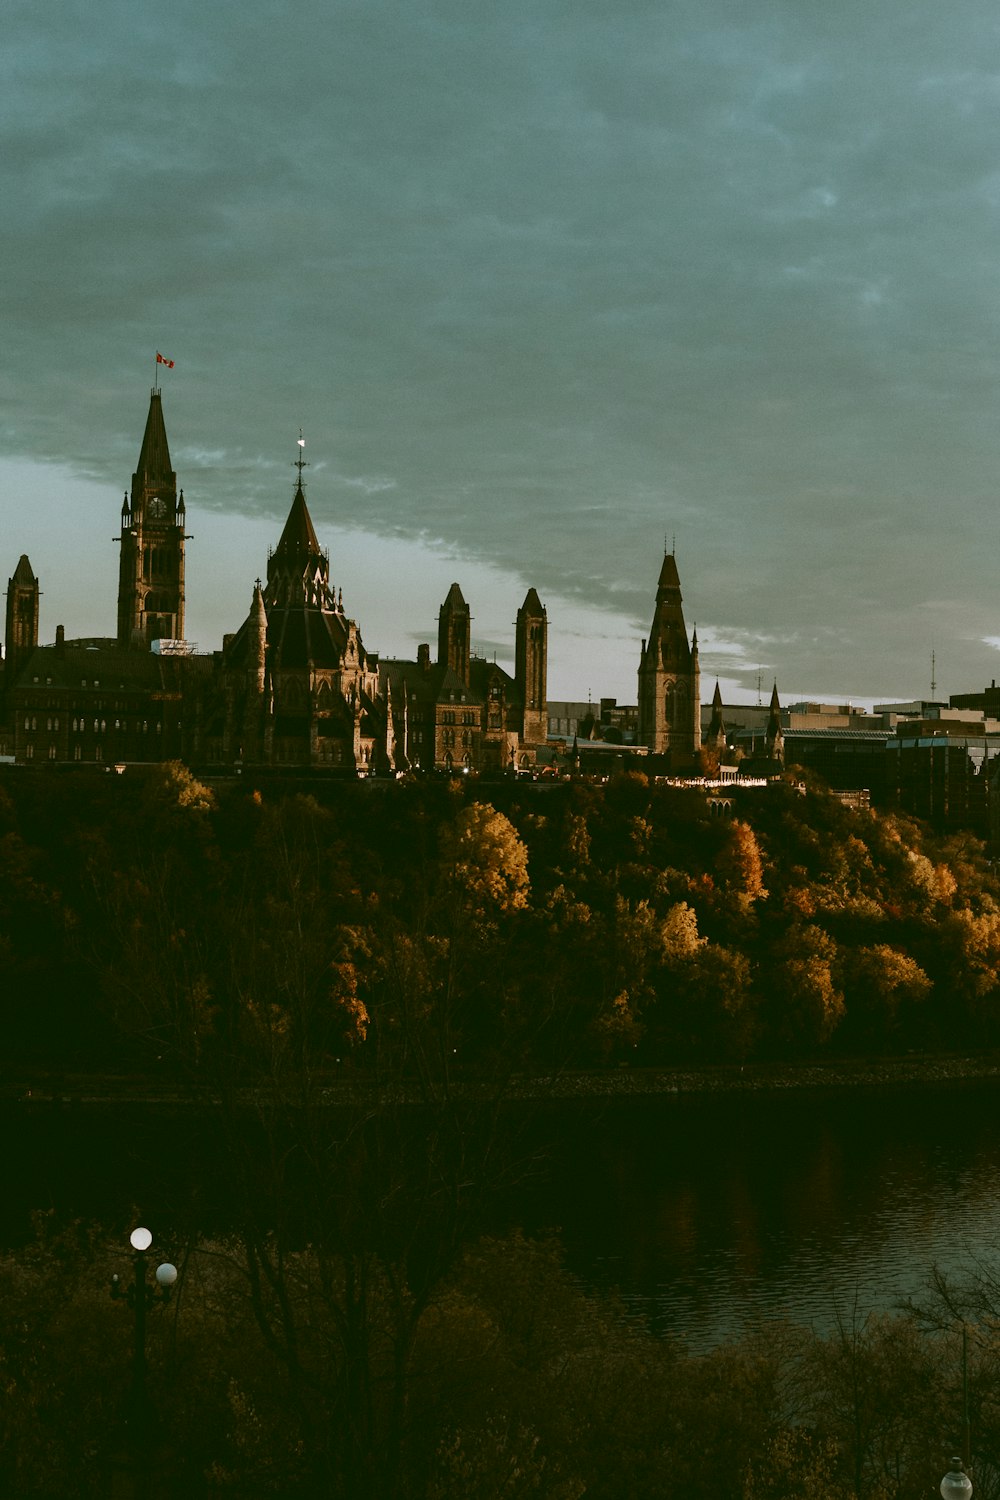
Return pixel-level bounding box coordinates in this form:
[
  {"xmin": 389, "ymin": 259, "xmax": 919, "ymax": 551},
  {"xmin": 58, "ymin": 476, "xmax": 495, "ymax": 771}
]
[
  {"xmin": 515, "ymin": 586, "xmax": 547, "ymax": 743},
  {"xmin": 766, "ymin": 683, "xmax": 784, "ymax": 764},
  {"xmin": 637, "ymin": 550, "xmax": 700, "ymax": 761},
  {"xmin": 438, "ymin": 582, "xmax": 471, "ymax": 687},
  {"xmin": 704, "ymin": 680, "xmax": 727, "ymax": 754}
]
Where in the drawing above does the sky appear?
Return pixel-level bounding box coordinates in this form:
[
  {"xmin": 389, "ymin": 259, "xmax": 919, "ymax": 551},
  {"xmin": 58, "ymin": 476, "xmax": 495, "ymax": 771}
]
[{"xmin": 5, "ymin": 0, "xmax": 1000, "ymax": 707}]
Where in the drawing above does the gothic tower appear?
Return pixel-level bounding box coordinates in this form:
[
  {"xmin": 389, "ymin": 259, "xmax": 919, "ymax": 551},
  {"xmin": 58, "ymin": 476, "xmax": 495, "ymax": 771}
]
[
  {"xmin": 637, "ymin": 550, "xmax": 700, "ymax": 760},
  {"xmin": 117, "ymin": 389, "xmax": 186, "ymax": 648},
  {"xmin": 438, "ymin": 582, "xmax": 471, "ymax": 687},
  {"xmin": 515, "ymin": 586, "xmax": 547, "ymax": 743},
  {"xmin": 704, "ymin": 680, "xmax": 727, "ymax": 755},
  {"xmin": 765, "ymin": 682, "xmax": 784, "ymax": 765},
  {"xmin": 4, "ymin": 554, "xmax": 39, "ymax": 688}
]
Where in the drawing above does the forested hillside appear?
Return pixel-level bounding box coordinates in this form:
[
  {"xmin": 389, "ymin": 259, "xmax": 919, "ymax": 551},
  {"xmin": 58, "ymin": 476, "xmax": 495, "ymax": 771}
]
[
  {"xmin": 2, "ymin": 764, "xmax": 999, "ymax": 1074},
  {"xmin": 4, "ymin": 766, "xmax": 999, "ymax": 1497}
]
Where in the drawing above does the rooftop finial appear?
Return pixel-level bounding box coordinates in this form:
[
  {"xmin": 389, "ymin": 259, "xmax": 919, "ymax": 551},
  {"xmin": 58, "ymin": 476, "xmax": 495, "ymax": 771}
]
[{"xmin": 293, "ymin": 429, "xmax": 308, "ymax": 491}]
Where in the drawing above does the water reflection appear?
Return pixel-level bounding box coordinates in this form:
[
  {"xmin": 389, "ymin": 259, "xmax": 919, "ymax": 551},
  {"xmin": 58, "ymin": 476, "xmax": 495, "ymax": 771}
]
[
  {"xmin": 6, "ymin": 1084, "xmax": 1000, "ymax": 1352},
  {"xmin": 528, "ymin": 1084, "xmax": 1000, "ymax": 1348}
]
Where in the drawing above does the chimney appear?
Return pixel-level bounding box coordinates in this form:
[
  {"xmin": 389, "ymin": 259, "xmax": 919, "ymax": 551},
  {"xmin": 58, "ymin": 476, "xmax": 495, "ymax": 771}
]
[
  {"xmin": 417, "ymin": 643, "xmax": 430, "ymax": 673},
  {"xmin": 55, "ymin": 624, "xmax": 65, "ymax": 657}
]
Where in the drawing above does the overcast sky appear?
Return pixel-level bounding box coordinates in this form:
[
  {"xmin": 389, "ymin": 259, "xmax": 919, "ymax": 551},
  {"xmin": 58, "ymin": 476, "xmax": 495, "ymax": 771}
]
[{"xmin": 5, "ymin": 0, "xmax": 1000, "ymax": 706}]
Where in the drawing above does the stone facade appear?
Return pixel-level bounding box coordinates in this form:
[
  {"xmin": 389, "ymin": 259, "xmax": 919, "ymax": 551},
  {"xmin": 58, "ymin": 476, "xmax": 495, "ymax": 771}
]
[
  {"xmin": 637, "ymin": 552, "xmax": 701, "ymax": 765},
  {"xmin": 0, "ymin": 392, "xmax": 548, "ymax": 776}
]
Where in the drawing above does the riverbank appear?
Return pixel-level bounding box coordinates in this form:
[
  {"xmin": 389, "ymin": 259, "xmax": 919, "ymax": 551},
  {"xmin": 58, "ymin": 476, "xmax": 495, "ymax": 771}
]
[{"xmin": 5, "ymin": 1053, "xmax": 1000, "ymax": 1107}]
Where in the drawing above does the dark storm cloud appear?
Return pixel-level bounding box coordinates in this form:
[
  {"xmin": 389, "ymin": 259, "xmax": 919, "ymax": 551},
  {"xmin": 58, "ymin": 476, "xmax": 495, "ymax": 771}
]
[{"xmin": 5, "ymin": 0, "xmax": 1000, "ymax": 697}]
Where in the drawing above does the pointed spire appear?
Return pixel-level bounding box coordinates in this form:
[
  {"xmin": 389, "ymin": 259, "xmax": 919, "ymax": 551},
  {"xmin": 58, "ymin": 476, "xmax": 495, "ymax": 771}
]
[
  {"xmin": 766, "ymin": 682, "xmax": 784, "ymax": 763},
  {"xmin": 132, "ymin": 390, "xmax": 175, "ymax": 498},
  {"xmin": 704, "ymin": 679, "xmax": 727, "ymax": 751},
  {"xmin": 657, "ymin": 552, "xmax": 682, "ymax": 592},
  {"xmin": 274, "ymin": 480, "xmax": 322, "ymax": 561},
  {"xmin": 248, "ymin": 580, "xmax": 268, "ymax": 690}
]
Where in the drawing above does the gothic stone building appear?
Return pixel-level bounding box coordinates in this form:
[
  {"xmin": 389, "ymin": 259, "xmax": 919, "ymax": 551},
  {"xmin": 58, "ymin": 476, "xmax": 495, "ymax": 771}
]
[
  {"xmin": 637, "ymin": 551, "xmax": 701, "ymax": 767},
  {"xmin": 0, "ymin": 390, "xmax": 548, "ymax": 775}
]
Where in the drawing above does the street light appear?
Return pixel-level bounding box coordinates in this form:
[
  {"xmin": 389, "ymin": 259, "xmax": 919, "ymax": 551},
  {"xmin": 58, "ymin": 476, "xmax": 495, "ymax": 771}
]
[
  {"xmin": 110, "ymin": 1225, "xmax": 177, "ymax": 1483},
  {"xmin": 941, "ymin": 1457, "xmax": 973, "ymax": 1498}
]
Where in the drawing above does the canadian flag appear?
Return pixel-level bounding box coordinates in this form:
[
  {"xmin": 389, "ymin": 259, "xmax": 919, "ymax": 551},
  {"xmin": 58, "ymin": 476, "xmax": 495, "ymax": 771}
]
[{"xmin": 156, "ymin": 352, "xmax": 175, "ymax": 368}]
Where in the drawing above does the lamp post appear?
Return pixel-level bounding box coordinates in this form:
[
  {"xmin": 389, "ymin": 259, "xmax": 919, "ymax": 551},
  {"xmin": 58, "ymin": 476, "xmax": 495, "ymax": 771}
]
[
  {"xmin": 109, "ymin": 1226, "xmax": 177, "ymax": 1495},
  {"xmin": 941, "ymin": 1457, "xmax": 973, "ymax": 1498}
]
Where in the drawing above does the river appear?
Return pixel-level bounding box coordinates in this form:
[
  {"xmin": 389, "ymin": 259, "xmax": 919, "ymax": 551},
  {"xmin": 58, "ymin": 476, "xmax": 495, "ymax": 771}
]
[
  {"xmin": 7, "ymin": 1079, "xmax": 1000, "ymax": 1349},
  {"xmin": 523, "ymin": 1082, "xmax": 1000, "ymax": 1347}
]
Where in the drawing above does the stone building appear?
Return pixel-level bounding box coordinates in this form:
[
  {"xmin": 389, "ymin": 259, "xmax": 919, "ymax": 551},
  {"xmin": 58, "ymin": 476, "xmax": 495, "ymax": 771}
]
[
  {"xmin": 205, "ymin": 465, "xmax": 385, "ymax": 771},
  {"xmin": 637, "ymin": 551, "xmax": 701, "ymax": 765},
  {"xmin": 1, "ymin": 389, "xmax": 548, "ymax": 776},
  {"xmin": 116, "ymin": 390, "xmax": 187, "ymax": 648},
  {"xmin": 379, "ymin": 580, "xmax": 548, "ymax": 774}
]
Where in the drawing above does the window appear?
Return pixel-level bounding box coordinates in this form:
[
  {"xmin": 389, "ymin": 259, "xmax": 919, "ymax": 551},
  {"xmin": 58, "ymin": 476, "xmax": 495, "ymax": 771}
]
[
  {"xmin": 48, "ymin": 745, "xmax": 57, "ymax": 761},
  {"xmin": 73, "ymin": 746, "xmax": 82, "ymax": 762},
  {"xmin": 25, "ymin": 744, "xmax": 34, "ymax": 759}
]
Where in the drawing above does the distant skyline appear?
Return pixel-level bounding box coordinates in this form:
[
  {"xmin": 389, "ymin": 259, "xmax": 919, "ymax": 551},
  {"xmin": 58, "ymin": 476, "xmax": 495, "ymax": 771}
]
[{"xmin": 5, "ymin": 1, "xmax": 1000, "ymax": 707}]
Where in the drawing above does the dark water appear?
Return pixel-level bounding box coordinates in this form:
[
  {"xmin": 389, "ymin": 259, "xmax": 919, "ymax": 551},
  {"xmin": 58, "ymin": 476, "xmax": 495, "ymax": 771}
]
[
  {"xmin": 7, "ymin": 1082, "xmax": 1000, "ymax": 1348},
  {"xmin": 523, "ymin": 1083, "xmax": 1000, "ymax": 1346}
]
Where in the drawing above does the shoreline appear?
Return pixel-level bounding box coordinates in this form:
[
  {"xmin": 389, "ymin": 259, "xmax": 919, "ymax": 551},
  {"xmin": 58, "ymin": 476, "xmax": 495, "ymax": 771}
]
[{"xmin": 5, "ymin": 1054, "xmax": 1000, "ymax": 1107}]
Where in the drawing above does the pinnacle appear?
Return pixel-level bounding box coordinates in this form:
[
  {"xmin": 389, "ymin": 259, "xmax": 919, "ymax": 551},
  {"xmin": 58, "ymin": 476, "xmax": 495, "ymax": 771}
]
[
  {"xmin": 273, "ymin": 484, "xmax": 321, "ymax": 561},
  {"xmin": 133, "ymin": 390, "xmax": 174, "ymax": 494}
]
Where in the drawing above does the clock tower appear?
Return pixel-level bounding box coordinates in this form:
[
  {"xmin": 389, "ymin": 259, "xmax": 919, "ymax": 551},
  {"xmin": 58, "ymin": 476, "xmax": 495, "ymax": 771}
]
[{"xmin": 117, "ymin": 388, "xmax": 187, "ymax": 648}]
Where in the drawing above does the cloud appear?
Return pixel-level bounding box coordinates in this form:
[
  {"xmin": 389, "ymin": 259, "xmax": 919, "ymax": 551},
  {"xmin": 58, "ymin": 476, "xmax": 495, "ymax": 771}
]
[{"xmin": 4, "ymin": 1, "xmax": 1000, "ymax": 703}]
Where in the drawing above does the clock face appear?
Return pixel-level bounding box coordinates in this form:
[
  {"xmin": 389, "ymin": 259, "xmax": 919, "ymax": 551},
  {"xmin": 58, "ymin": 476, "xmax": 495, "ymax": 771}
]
[{"xmin": 148, "ymin": 496, "xmax": 167, "ymax": 521}]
